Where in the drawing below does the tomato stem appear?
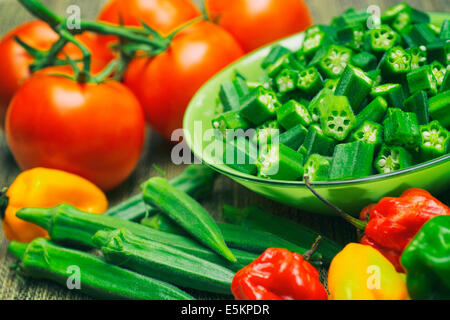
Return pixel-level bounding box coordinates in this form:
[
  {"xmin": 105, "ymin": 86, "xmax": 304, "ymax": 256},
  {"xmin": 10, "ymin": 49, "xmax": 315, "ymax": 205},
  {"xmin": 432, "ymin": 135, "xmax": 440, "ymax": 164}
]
[{"xmin": 304, "ymin": 176, "xmax": 367, "ymax": 230}]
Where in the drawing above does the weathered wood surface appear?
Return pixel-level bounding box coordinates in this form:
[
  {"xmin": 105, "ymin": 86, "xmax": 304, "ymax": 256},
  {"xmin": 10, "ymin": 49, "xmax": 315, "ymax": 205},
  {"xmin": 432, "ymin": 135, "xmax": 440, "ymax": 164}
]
[{"xmin": 0, "ymin": 0, "xmax": 447, "ymax": 300}]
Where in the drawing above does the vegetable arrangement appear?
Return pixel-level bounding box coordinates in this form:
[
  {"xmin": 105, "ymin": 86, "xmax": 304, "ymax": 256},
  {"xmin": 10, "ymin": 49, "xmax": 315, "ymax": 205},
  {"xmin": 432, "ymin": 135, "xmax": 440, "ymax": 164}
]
[{"xmin": 212, "ymin": 3, "xmax": 450, "ymax": 182}]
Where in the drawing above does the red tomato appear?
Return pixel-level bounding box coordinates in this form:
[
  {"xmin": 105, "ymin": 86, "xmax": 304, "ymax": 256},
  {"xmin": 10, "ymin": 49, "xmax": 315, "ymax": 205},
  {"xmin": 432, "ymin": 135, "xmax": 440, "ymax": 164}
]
[
  {"xmin": 124, "ymin": 21, "xmax": 244, "ymax": 140},
  {"xmin": 5, "ymin": 72, "xmax": 145, "ymax": 191},
  {"xmin": 206, "ymin": 0, "xmax": 313, "ymax": 52},
  {"xmin": 0, "ymin": 20, "xmax": 113, "ymax": 127},
  {"xmin": 98, "ymin": 0, "xmax": 200, "ymax": 35}
]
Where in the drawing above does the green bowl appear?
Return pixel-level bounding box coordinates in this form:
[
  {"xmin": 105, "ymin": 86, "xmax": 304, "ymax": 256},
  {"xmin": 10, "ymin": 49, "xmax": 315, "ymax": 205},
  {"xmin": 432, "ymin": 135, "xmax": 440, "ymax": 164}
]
[{"xmin": 184, "ymin": 12, "xmax": 450, "ymax": 215}]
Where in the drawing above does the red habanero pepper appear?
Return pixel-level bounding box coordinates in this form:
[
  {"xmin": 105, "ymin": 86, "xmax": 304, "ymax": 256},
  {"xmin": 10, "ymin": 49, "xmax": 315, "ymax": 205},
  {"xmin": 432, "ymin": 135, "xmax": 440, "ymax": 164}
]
[
  {"xmin": 305, "ymin": 178, "xmax": 449, "ymax": 273},
  {"xmin": 231, "ymin": 246, "xmax": 328, "ymax": 300}
]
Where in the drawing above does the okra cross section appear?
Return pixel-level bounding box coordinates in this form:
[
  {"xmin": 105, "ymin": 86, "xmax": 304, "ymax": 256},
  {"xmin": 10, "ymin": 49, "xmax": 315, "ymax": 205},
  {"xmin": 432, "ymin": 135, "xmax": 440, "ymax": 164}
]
[
  {"xmin": 375, "ymin": 144, "xmax": 413, "ymax": 174},
  {"xmin": 277, "ymin": 100, "xmax": 312, "ymax": 130},
  {"xmin": 407, "ymin": 45, "xmax": 427, "ymax": 70},
  {"xmin": 351, "ymin": 121, "xmax": 384, "ymax": 147},
  {"xmin": 419, "ymin": 120, "xmax": 450, "ymax": 160},
  {"xmin": 407, "ymin": 65, "xmax": 438, "ymax": 96},
  {"xmin": 318, "ymin": 45, "xmax": 353, "ymax": 79},
  {"xmin": 296, "ymin": 66, "xmax": 324, "ymax": 97},
  {"xmin": 320, "ymin": 95, "xmax": 356, "ymax": 141},
  {"xmin": 257, "ymin": 144, "xmax": 304, "ymax": 181},
  {"xmin": 275, "ymin": 68, "xmax": 300, "ymax": 94},
  {"xmin": 304, "ymin": 154, "xmax": 331, "ymax": 182},
  {"xmin": 364, "ymin": 25, "xmax": 399, "ymax": 56},
  {"xmin": 381, "ymin": 46, "xmax": 412, "ymax": 79},
  {"xmin": 240, "ymin": 87, "xmax": 281, "ymax": 126}
]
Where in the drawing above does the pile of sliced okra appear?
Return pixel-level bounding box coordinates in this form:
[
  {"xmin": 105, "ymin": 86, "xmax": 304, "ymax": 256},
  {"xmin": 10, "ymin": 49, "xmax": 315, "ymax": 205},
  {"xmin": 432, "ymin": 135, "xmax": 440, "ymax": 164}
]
[{"xmin": 212, "ymin": 3, "xmax": 450, "ymax": 182}]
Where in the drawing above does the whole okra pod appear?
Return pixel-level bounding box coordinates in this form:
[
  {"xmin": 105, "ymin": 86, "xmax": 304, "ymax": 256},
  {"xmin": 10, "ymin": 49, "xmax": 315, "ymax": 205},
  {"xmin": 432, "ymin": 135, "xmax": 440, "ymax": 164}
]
[
  {"xmin": 8, "ymin": 239, "xmax": 193, "ymax": 300},
  {"xmin": 93, "ymin": 229, "xmax": 235, "ymax": 295}
]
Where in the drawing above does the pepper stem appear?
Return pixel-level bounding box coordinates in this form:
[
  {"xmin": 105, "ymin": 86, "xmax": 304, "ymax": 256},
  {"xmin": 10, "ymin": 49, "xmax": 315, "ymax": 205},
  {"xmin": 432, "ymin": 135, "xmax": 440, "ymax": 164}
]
[
  {"xmin": 304, "ymin": 176, "xmax": 367, "ymax": 231},
  {"xmin": 0, "ymin": 188, "xmax": 9, "ymax": 220},
  {"xmin": 303, "ymin": 236, "xmax": 322, "ymax": 261}
]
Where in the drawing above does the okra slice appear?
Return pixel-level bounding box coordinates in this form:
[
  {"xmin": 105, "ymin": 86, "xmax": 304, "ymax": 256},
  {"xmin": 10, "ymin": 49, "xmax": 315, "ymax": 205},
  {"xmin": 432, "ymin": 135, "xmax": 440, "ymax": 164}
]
[
  {"xmin": 279, "ymin": 124, "xmax": 308, "ymax": 151},
  {"xmin": 301, "ymin": 125, "xmax": 337, "ymax": 159},
  {"xmin": 383, "ymin": 108, "xmax": 421, "ymax": 149},
  {"xmin": 318, "ymin": 45, "xmax": 353, "ymax": 79},
  {"xmin": 329, "ymin": 141, "xmax": 375, "ymax": 181},
  {"xmin": 252, "ymin": 120, "xmax": 281, "ymax": 146},
  {"xmin": 429, "ymin": 91, "xmax": 450, "ymax": 128},
  {"xmin": 240, "ymin": 87, "xmax": 281, "ymax": 126},
  {"xmin": 371, "ymin": 83, "xmax": 405, "ymax": 108},
  {"xmin": 381, "ymin": 3, "xmax": 411, "ymax": 24},
  {"xmin": 212, "ymin": 110, "xmax": 250, "ymax": 136},
  {"xmin": 375, "ymin": 144, "xmax": 413, "ymax": 174},
  {"xmin": 351, "ymin": 52, "xmax": 378, "ymax": 71},
  {"xmin": 320, "ymin": 95, "xmax": 356, "ymax": 141},
  {"xmin": 336, "ymin": 23, "xmax": 364, "ymax": 50},
  {"xmin": 407, "ymin": 65, "xmax": 438, "ymax": 96},
  {"xmin": 262, "ymin": 45, "xmax": 292, "ymax": 69},
  {"xmin": 276, "ymin": 100, "xmax": 312, "ymax": 130},
  {"xmin": 308, "ymin": 88, "xmax": 334, "ymax": 122},
  {"xmin": 355, "ymin": 96, "xmax": 388, "ymax": 128},
  {"xmin": 275, "ymin": 68, "xmax": 300, "ymax": 94},
  {"xmin": 351, "ymin": 121, "xmax": 383, "ymax": 147},
  {"xmin": 430, "ymin": 60, "xmax": 447, "ymax": 87},
  {"xmin": 324, "ymin": 78, "xmax": 340, "ymax": 92},
  {"xmin": 419, "ymin": 120, "xmax": 450, "ymax": 160},
  {"xmin": 404, "ymin": 90, "xmax": 430, "ymax": 125},
  {"xmin": 304, "ymin": 154, "xmax": 331, "ymax": 182},
  {"xmin": 367, "ymin": 69, "xmax": 383, "ymax": 86},
  {"xmin": 380, "ymin": 46, "xmax": 412, "ymax": 80},
  {"xmin": 392, "ymin": 10, "xmax": 412, "ymax": 33},
  {"xmin": 332, "ymin": 9, "xmax": 370, "ymax": 28},
  {"xmin": 440, "ymin": 71, "xmax": 450, "ymax": 93},
  {"xmin": 363, "ymin": 25, "xmax": 399, "ymax": 57},
  {"xmin": 219, "ymin": 81, "xmax": 241, "ymax": 112},
  {"xmin": 407, "ymin": 45, "xmax": 427, "ymax": 70},
  {"xmin": 257, "ymin": 144, "xmax": 304, "ymax": 181},
  {"xmin": 440, "ymin": 19, "xmax": 450, "ymax": 40},
  {"xmin": 302, "ymin": 28, "xmax": 334, "ymax": 60},
  {"xmin": 426, "ymin": 41, "xmax": 450, "ymax": 65},
  {"xmin": 406, "ymin": 24, "xmax": 438, "ymax": 46},
  {"xmin": 232, "ymin": 77, "xmax": 250, "ymax": 99},
  {"xmin": 223, "ymin": 136, "xmax": 258, "ymax": 176},
  {"xmin": 296, "ymin": 66, "xmax": 324, "ymax": 97},
  {"xmin": 335, "ymin": 65, "xmax": 373, "ymax": 113}
]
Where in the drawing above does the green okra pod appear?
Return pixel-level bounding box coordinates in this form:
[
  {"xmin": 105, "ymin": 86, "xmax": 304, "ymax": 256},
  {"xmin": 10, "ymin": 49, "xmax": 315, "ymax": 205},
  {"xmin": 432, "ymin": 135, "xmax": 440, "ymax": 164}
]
[
  {"xmin": 93, "ymin": 229, "xmax": 235, "ymax": 295},
  {"xmin": 16, "ymin": 204, "xmax": 254, "ymax": 271},
  {"xmin": 8, "ymin": 239, "xmax": 193, "ymax": 300},
  {"xmin": 141, "ymin": 177, "xmax": 236, "ymax": 263}
]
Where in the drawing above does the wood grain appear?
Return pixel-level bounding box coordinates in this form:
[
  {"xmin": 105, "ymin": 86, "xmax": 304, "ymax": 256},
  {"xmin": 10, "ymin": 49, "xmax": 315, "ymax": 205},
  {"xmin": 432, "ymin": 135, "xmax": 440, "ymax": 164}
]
[{"xmin": 0, "ymin": 0, "xmax": 447, "ymax": 300}]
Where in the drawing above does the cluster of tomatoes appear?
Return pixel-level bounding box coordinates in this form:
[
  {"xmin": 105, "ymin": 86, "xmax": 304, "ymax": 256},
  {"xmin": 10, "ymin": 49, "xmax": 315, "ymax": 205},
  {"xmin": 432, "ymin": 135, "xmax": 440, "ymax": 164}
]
[{"xmin": 0, "ymin": 0, "xmax": 312, "ymax": 191}]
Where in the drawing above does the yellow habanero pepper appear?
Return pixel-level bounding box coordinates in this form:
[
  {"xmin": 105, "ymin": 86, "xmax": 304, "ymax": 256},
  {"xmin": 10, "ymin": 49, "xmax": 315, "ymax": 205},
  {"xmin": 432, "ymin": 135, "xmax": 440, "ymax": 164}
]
[
  {"xmin": 1, "ymin": 168, "xmax": 108, "ymax": 243},
  {"xmin": 328, "ymin": 243, "xmax": 409, "ymax": 300}
]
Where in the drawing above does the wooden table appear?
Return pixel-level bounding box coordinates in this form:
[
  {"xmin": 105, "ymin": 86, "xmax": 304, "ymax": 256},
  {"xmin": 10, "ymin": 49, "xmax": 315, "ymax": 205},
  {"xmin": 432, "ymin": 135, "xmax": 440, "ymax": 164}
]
[{"xmin": 0, "ymin": 0, "xmax": 447, "ymax": 300}]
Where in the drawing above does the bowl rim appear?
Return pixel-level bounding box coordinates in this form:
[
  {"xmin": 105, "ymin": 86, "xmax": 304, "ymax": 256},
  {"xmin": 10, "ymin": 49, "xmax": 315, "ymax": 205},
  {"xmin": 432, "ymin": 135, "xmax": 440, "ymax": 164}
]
[{"xmin": 184, "ymin": 11, "xmax": 450, "ymax": 188}]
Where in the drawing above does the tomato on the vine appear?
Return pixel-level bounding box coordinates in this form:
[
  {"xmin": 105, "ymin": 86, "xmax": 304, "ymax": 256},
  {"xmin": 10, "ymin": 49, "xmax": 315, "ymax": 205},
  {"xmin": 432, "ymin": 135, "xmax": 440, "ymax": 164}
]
[
  {"xmin": 98, "ymin": 0, "xmax": 200, "ymax": 36},
  {"xmin": 124, "ymin": 20, "xmax": 244, "ymax": 140},
  {"xmin": 0, "ymin": 20, "xmax": 112, "ymax": 127},
  {"xmin": 5, "ymin": 71, "xmax": 145, "ymax": 191},
  {"xmin": 205, "ymin": 0, "xmax": 313, "ymax": 52}
]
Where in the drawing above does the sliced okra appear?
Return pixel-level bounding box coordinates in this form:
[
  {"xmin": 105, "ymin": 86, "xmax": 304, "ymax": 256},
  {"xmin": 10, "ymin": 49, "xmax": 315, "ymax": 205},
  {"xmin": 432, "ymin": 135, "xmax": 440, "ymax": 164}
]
[
  {"xmin": 440, "ymin": 19, "xmax": 450, "ymax": 40},
  {"xmin": 371, "ymin": 83, "xmax": 405, "ymax": 108},
  {"xmin": 419, "ymin": 120, "xmax": 450, "ymax": 160},
  {"xmin": 240, "ymin": 87, "xmax": 281, "ymax": 126},
  {"xmin": 406, "ymin": 65, "xmax": 438, "ymax": 96},
  {"xmin": 252, "ymin": 120, "xmax": 281, "ymax": 146},
  {"xmin": 279, "ymin": 124, "xmax": 309, "ymax": 151},
  {"xmin": 383, "ymin": 108, "xmax": 421, "ymax": 149},
  {"xmin": 318, "ymin": 45, "xmax": 353, "ymax": 79},
  {"xmin": 332, "ymin": 9, "xmax": 370, "ymax": 28},
  {"xmin": 275, "ymin": 68, "xmax": 300, "ymax": 94},
  {"xmin": 351, "ymin": 52, "xmax": 378, "ymax": 71},
  {"xmin": 355, "ymin": 96, "xmax": 388, "ymax": 129},
  {"xmin": 324, "ymin": 78, "xmax": 340, "ymax": 92},
  {"xmin": 426, "ymin": 41, "xmax": 449, "ymax": 65},
  {"xmin": 302, "ymin": 28, "xmax": 334, "ymax": 60},
  {"xmin": 304, "ymin": 154, "xmax": 331, "ymax": 182},
  {"xmin": 262, "ymin": 45, "xmax": 292, "ymax": 69},
  {"xmin": 219, "ymin": 81, "xmax": 242, "ymax": 112},
  {"xmin": 257, "ymin": 144, "xmax": 304, "ymax": 181},
  {"xmin": 336, "ymin": 23, "xmax": 364, "ymax": 50},
  {"xmin": 223, "ymin": 136, "xmax": 258, "ymax": 176},
  {"xmin": 363, "ymin": 25, "xmax": 399, "ymax": 57},
  {"xmin": 267, "ymin": 53, "xmax": 304, "ymax": 78},
  {"xmin": 381, "ymin": 3, "xmax": 411, "ymax": 24},
  {"xmin": 276, "ymin": 100, "xmax": 312, "ymax": 130},
  {"xmin": 440, "ymin": 71, "xmax": 450, "ymax": 93},
  {"xmin": 380, "ymin": 46, "xmax": 412, "ymax": 80},
  {"xmin": 212, "ymin": 110, "xmax": 250, "ymax": 136},
  {"xmin": 351, "ymin": 121, "xmax": 383, "ymax": 147},
  {"xmin": 375, "ymin": 144, "xmax": 413, "ymax": 174},
  {"xmin": 308, "ymin": 88, "xmax": 334, "ymax": 122},
  {"xmin": 233, "ymin": 77, "xmax": 250, "ymax": 99},
  {"xmin": 429, "ymin": 91, "xmax": 450, "ymax": 128},
  {"xmin": 301, "ymin": 125, "xmax": 337, "ymax": 159},
  {"xmin": 406, "ymin": 24, "xmax": 438, "ymax": 46},
  {"xmin": 430, "ymin": 60, "xmax": 446, "ymax": 87},
  {"xmin": 320, "ymin": 95, "xmax": 356, "ymax": 141},
  {"xmin": 329, "ymin": 141, "xmax": 375, "ymax": 181},
  {"xmin": 404, "ymin": 90, "xmax": 430, "ymax": 125},
  {"xmin": 296, "ymin": 66, "xmax": 324, "ymax": 97},
  {"xmin": 335, "ymin": 65, "xmax": 373, "ymax": 113},
  {"xmin": 407, "ymin": 45, "xmax": 427, "ymax": 70}
]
